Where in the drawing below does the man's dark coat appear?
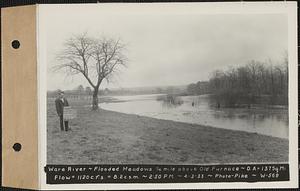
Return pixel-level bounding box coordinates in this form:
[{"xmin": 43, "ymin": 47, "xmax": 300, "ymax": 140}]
[{"xmin": 55, "ymin": 98, "xmax": 69, "ymax": 116}]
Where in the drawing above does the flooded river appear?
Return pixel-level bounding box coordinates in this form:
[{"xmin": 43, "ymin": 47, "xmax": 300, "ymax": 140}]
[{"xmin": 100, "ymin": 94, "xmax": 288, "ymax": 139}]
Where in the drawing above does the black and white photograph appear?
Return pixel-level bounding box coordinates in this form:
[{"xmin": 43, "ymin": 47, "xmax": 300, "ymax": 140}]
[{"xmin": 37, "ymin": 2, "xmax": 298, "ymax": 189}]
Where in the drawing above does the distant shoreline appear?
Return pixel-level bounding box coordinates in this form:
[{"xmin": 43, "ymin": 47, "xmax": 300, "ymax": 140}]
[{"xmin": 48, "ymin": 93, "xmax": 289, "ymax": 108}]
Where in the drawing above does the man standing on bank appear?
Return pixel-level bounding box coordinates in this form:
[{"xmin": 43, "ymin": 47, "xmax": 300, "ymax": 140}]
[{"xmin": 55, "ymin": 90, "xmax": 70, "ymax": 131}]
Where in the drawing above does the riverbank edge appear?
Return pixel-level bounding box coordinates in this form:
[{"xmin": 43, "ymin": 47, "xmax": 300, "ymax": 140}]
[
  {"xmin": 101, "ymin": 108, "xmax": 289, "ymax": 141},
  {"xmin": 100, "ymin": 108, "xmax": 289, "ymax": 141},
  {"xmin": 47, "ymin": 105, "xmax": 289, "ymax": 164}
]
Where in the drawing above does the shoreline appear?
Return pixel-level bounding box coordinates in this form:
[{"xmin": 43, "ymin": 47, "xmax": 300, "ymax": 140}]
[
  {"xmin": 47, "ymin": 104, "xmax": 288, "ymax": 164},
  {"xmin": 102, "ymin": 109, "xmax": 288, "ymax": 141}
]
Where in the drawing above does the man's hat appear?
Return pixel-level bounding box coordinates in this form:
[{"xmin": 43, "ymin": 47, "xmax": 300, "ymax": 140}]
[{"xmin": 57, "ymin": 89, "xmax": 64, "ymax": 94}]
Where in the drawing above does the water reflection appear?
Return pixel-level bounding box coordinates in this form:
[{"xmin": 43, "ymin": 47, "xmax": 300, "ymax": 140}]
[
  {"xmin": 100, "ymin": 94, "xmax": 289, "ymax": 139},
  {"xmin": 157, "ymin": 95, "xmax": 184, "ymax": 108}
]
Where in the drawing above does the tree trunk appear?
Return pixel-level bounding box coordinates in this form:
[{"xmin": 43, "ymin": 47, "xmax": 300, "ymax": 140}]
[{"xmin": 92, "ymin": 88, "xmax": 99, "ymax": 110}]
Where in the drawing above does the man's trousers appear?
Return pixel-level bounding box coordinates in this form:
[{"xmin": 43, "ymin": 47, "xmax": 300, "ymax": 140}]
[{"xmin": 59, "ymin": 115, "xmax": 69, "ymax": 131}]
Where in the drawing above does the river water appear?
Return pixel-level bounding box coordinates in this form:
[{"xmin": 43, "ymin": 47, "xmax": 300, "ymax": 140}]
[{"xmin": 100, "ymin": 94, "xmax": 288, "ymax": 139}]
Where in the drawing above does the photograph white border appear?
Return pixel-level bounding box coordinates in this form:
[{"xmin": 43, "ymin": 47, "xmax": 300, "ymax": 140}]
[{"xmin": 37, "ymin": 2, "xmax": 298, "ymax": 190}]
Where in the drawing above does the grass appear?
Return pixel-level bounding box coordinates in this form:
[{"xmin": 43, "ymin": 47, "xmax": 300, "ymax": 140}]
[{"xmin": 47, "ymin": 98, "xmax": 288, "ymax": 164}]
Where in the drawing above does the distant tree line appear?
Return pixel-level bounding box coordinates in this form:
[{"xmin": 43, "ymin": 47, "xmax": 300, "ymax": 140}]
[
  {"xmin": 187, "ymin": 58, "xmax": 288, "ymax": 107},
  {"xmin": 48, "ymin": 85, "xmax": 108, "ymax": 99},
  {"xmin": 186, "ymin": 81, "xmax": 210, "ymax": 95},
  {"xmin": 47, "ymin": 85, "xmax": 186, "ymax": 98}
]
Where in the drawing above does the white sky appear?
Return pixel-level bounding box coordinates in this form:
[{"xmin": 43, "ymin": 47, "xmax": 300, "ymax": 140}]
[{"xmin": 41, "ymin": 4, "xmax": 288, "ymax": 91}]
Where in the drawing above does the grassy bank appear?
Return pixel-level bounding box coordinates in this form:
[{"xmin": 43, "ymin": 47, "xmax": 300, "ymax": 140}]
[{"xmin": 47, "ymin": 99, "xmax": 288, "ymax": 164}]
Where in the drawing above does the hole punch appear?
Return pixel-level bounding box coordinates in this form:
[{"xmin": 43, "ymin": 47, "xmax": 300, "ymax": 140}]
[
  {"xmin": 13, "ymin": 143, "xmax": 22, "ymax": 152},
  {"xmin": 11, "ymin": 40, "xmax": 20, "ymax": 49}
]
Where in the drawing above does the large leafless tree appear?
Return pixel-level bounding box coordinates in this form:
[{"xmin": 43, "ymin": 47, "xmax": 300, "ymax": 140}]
[{"xmin": 54, "ymin": 34, "xmax": 127, "ymax": 110}]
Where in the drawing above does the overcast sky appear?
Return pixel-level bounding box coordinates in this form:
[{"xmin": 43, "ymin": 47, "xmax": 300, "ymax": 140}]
[{"xmin": 41, "ymin": 4, "xmax": 288, "ymax": 91}]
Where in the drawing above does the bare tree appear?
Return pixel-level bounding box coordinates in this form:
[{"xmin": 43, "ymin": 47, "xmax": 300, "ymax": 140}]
[
  {"xmin": 85, "ymin": 86, "xmax": 92, "ymax": 95},
  {"xmin": 54, "ymin": 33, "xmax": 127, "ymax": 110},
  {"xmin": 76, "ymin": 85, "xmax": 84, "ymax": 92},
  {"xmin": 206, "ymin": 55, "xmax": 288, "ymax": 107}
]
